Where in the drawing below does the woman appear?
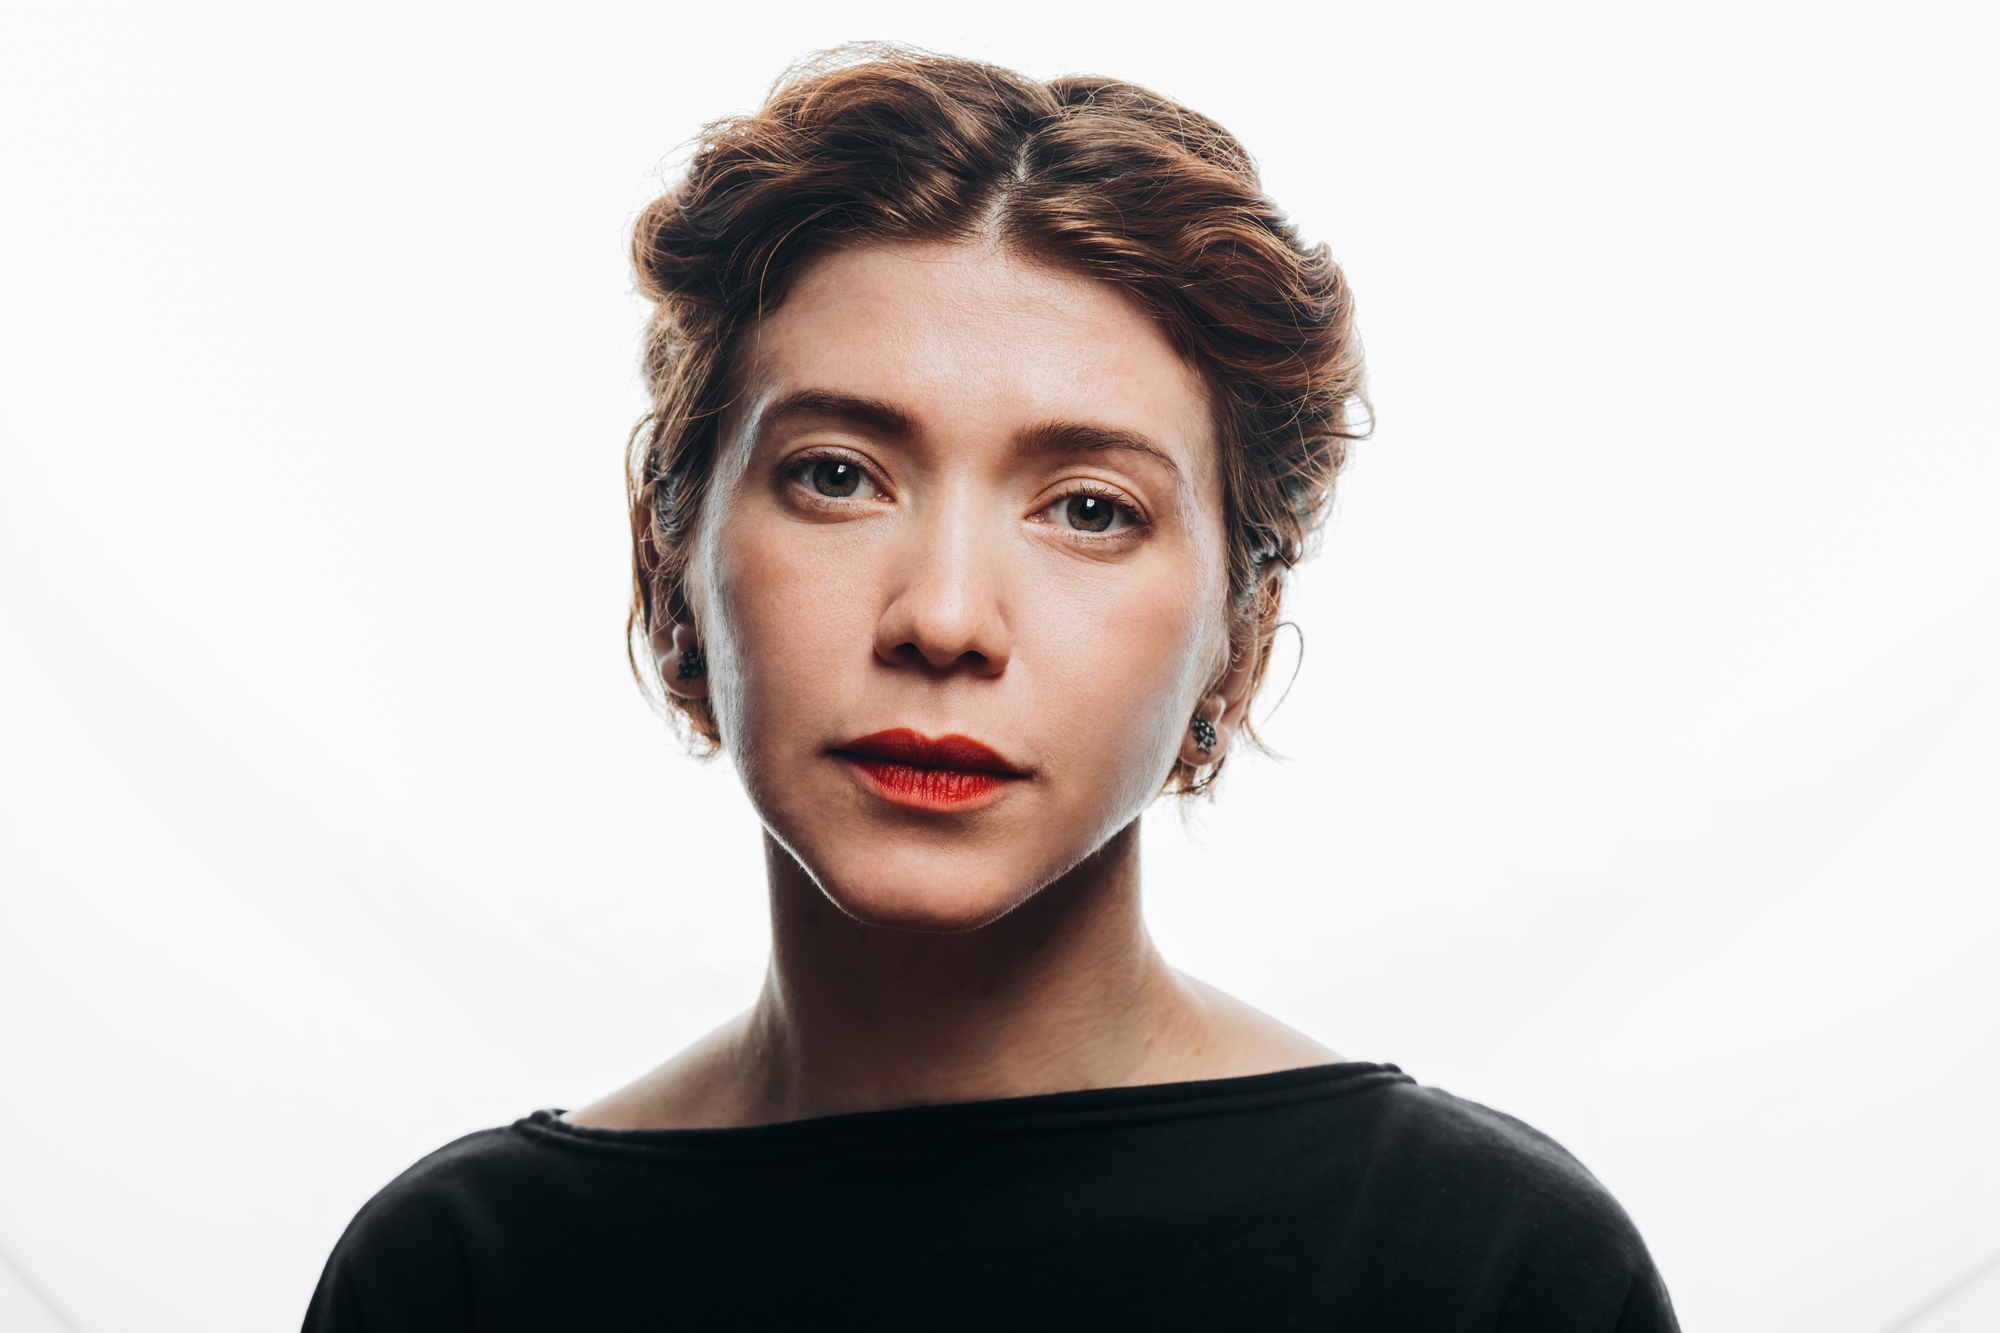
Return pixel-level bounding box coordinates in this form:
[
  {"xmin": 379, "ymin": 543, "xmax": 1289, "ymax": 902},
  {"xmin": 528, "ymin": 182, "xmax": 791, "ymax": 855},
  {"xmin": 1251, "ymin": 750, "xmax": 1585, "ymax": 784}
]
[{"xmin": 307, "ymin": 47, "xmax": 1677, "ymax": 1331}]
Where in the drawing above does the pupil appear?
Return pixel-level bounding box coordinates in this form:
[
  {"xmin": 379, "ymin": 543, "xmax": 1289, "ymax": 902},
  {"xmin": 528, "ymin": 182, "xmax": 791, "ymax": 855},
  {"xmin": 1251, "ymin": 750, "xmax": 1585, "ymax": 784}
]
[
  {"xmin": 813, "ymin": 460, "xmax": 858, "ymax": 497},
  {"xmin": 1068, "ymin": 495, "xmax": 1114, "ymax": 532}
]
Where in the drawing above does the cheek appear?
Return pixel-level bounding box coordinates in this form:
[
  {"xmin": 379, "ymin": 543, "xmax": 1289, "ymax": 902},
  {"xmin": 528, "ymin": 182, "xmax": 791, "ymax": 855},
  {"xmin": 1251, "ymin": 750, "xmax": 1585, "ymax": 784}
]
[
  {"xmin": 1023, "ymin": 557, "xmax": 1220, "ymax": 789},
  {"xmin": 699, "ymin": 515, "xmax": 878, "ymax": 749}
]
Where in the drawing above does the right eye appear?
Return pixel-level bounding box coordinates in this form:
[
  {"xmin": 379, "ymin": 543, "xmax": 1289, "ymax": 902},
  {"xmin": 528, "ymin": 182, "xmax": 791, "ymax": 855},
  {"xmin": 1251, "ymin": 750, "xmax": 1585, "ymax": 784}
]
[{"xmin": 787, "ymin": 453, "xmax": 885, "ymax": 506}]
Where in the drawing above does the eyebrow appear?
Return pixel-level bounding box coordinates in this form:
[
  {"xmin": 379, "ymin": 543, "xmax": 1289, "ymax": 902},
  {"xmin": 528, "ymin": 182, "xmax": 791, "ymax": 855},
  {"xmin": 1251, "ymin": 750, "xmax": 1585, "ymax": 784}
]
[
  {"xmin": 756, "ymin": 389, "xmax": 915, "ymax": 440},
  {"xmin": 1018, "ymin": 421, "xmax": 1185, "ymax": 480},
  {"xmin": 756, "ymin": 388, "xmax": 1184, "ymax": 480}
]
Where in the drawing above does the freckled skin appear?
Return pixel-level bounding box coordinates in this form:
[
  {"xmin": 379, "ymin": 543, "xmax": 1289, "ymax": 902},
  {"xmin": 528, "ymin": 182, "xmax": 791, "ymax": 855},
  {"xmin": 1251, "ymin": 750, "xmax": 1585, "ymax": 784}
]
[{"xmin": 574, "ymin": 241, "xmax": 1334, "ymax": 1130}]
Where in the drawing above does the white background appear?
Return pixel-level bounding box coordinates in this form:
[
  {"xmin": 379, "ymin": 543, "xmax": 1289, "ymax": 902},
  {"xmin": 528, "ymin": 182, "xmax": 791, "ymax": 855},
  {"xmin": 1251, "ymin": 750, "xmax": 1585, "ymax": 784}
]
[{"xmin": 2, "ymin": 2, "xmax": 1996, "ymax": 1330}]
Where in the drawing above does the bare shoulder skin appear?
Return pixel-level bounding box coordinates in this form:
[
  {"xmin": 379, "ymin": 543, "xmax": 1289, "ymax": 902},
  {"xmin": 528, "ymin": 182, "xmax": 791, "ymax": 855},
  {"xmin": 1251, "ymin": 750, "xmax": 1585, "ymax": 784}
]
[{"xmin": 572, "ymin": 241, "xmax": 1336, "ymax": 1132}]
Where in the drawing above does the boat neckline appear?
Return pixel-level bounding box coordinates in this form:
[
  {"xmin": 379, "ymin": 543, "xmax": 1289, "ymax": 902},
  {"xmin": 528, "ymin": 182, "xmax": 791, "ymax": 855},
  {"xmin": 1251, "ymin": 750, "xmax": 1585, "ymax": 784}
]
[{"xmin": 514, "ymin": 1060, "xmax": 1410, "ymax": 1157}]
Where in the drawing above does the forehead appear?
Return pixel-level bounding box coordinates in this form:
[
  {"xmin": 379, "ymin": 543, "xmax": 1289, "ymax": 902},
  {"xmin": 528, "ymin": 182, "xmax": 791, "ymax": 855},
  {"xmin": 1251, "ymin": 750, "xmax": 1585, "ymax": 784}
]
[{"xmin": 733, "ymin": 241, "xmax": 1215, "ymax": 469}]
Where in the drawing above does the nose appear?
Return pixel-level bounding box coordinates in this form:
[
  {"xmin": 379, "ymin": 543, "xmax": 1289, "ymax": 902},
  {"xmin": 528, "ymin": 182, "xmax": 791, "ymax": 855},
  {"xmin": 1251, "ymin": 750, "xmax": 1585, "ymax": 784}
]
[{"xmin": 873, "ymin": 490, "xmax": 1011, "ymax": 677}]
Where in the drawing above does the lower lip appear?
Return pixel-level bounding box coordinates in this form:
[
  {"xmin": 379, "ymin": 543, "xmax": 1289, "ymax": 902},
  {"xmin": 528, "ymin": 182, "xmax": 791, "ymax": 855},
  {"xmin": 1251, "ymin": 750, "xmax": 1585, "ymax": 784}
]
[{"xmin": 841, "ymin": 756, "xmax": 1020, "ymax": 809}]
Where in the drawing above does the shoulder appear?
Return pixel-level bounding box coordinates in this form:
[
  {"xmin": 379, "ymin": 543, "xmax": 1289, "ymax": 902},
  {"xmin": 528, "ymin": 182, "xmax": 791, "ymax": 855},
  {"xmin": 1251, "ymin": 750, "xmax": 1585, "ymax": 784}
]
[
  {"xmin": 564, "ymin": 1015, "xmax": 756, "ymax": 1129},
  {"xmin": 303, "ymin": 1122, "xmax": 548, "ymax": 1331},
  {"xmin": 1340, "ymin": 1076, "xmax": 1678, "ymax": 1331},
  {"xmin": 1365, "ymin": 1078, "xmax": 1616, "ymax": 1204},
  {"xmin": 343, "ymin": 1121, "xmax": 551, "ymax": 1235}
]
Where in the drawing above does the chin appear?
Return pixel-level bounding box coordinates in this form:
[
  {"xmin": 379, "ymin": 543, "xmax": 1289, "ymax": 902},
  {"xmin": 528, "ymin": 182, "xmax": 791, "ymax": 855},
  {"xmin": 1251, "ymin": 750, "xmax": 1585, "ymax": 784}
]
[
  {"xmin": 750, "ymin": 752, "xmax": 1143, "ymax": 935},
  {"xmin": 812, "ymin": 858, "xmax": 1044, "ymax": 934}
]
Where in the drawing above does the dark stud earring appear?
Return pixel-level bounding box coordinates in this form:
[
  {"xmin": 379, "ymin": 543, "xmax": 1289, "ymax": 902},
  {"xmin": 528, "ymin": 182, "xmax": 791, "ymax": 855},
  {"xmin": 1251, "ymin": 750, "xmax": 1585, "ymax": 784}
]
[
  {"xmin": 677, "ymin": 644, "xmax": 707, "ymax": 681},
  {"xmin": 1191, "ymin": 714, "xmax": 1217, "ymax": 757}
]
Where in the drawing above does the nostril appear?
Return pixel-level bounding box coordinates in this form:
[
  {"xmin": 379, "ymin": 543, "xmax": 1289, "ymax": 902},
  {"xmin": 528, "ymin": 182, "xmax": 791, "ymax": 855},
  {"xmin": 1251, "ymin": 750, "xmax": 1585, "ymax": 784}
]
[{"xmin": 892, "ymin": 642, "xmax": 992, "ymax": 672}]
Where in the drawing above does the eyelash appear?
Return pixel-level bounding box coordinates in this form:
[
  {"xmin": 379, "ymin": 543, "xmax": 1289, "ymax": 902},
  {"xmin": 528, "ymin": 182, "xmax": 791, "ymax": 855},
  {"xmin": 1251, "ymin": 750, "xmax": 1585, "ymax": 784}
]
[
  {"xmin": 785, "ymin": 449, "xmax": 885, "ymax": 504},
  {"xmin": 783, "ymin": 451, "xmax": 1147, "ymax": 534},
  {"xmin": 1041, "ymin": 481, "xmax": 1146, "ymax": 536}
]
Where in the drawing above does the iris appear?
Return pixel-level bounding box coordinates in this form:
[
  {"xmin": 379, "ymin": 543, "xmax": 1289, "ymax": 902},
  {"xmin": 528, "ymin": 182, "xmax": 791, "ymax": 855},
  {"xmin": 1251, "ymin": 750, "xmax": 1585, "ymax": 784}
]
[
  {"xmin": 812, "ymin": 460, "xmax": 859, "ymax": 497},
  {"xmin": 1066, "ymin": 495, "xmax": 1114, "ymax": 532}
]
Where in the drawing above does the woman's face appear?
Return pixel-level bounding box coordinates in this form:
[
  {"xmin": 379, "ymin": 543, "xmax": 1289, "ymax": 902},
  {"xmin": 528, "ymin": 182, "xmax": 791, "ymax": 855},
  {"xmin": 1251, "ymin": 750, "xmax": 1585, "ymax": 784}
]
[{"xmin": 684, "ymin": 240, "xmax": 1232, "ymax": 932}]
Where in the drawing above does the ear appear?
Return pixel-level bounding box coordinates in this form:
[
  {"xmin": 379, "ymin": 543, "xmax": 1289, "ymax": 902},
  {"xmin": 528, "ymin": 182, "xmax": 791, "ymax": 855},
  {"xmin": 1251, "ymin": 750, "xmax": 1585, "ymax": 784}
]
[
  {"xmin": 657, "ymin": 620, "xmax": 710, "ymax": 700},
  {"xmin": 1180, "ymin": 571, "xmax": 1282, "ymax": 768},
  {"xmin": 648, "ymin": 559, "xmax": 710, "ymax": 700}
]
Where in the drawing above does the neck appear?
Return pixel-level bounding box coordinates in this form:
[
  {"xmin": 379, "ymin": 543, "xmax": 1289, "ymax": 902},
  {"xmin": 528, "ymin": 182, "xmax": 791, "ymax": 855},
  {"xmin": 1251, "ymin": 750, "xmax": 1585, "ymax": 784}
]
[
  {"xmin": 742, "ymin": 819, "xmax": 1191, "ymax": 1121},
  {"xmin": 566, "ymin": 816, "xmax": 1337, "ymax": 1130}
]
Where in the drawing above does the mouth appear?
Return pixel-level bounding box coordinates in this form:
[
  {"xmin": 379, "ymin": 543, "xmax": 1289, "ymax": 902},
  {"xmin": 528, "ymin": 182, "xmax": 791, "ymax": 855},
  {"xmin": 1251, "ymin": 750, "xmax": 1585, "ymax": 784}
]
[{"xmin": 832, "ymin": 729, "xmax": 1028, "ymax": 809}]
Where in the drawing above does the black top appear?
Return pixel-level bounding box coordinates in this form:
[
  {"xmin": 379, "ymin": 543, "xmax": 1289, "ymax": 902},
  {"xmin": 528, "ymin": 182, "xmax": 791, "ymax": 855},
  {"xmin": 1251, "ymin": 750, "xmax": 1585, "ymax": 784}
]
[{"xmin": 305, "ymin": 1062, "xmax": 1677, "ymax": 1332}]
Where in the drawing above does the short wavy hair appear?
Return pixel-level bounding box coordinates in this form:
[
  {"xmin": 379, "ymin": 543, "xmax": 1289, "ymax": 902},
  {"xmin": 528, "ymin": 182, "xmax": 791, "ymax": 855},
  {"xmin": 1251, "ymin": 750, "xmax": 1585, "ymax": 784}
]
[{"xmin": 628, "ymin": 45, "xmax": 1368, "ymax": 795}]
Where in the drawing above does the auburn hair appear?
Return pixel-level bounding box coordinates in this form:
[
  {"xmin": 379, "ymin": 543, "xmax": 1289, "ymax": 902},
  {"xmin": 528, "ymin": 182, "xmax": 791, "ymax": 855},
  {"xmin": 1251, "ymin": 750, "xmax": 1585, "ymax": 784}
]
[{"xmin": 627, "ymin": 45, "xmax": 1367, "ymax": 795}]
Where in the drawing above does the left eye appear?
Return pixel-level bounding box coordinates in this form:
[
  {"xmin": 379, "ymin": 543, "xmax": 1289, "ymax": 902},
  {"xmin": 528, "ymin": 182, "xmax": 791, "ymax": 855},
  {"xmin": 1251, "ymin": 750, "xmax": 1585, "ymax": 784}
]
[
  {"xmin": 1052, "ymin": 493, "xmax": 1129, "ymax": 533},
  {"xmin": 810, "ymin": 459, "xmax": 861, "ymax": 497}
]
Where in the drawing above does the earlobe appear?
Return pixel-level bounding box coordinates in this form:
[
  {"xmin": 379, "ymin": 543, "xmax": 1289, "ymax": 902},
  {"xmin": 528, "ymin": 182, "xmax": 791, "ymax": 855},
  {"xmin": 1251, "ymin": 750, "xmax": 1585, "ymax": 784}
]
[
  {"xmin": 1180, "ymin": 693, "xmax": 1227, "ymax": 768},
  {"xmin": 658, "ymin": 622, "xmax": 710, "ymax": 699},
  {"xmin": 1189, "ymin": 573, "xmax": 1284, "ymax": 769}
]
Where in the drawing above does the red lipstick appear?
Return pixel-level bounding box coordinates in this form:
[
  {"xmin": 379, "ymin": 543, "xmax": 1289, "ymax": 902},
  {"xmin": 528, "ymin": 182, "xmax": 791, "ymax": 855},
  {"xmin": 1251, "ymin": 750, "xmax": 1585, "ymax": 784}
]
[{"xmin": 834, "ymin": 729, "xmax": 1026, "ymax": 809}]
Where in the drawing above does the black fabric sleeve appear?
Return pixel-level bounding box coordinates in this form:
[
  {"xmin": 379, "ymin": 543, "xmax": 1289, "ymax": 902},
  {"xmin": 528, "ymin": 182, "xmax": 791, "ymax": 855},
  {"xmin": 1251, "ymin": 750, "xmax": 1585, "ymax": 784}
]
[
  {"xmin": 1489, "ymin": 1199, "xmax": 1680, "ymax": 1333},
  {"xmin": 1614, "ymin": 1267, "xmax": 1680, "ymax": 1333},
  {"xmin": 302, "ymin": 1134, "xmax": 493, "ymax": 1333},
  {"xmin": 1399, "ymin": 1088, "xmax": 1678, "ymax": 1333}
]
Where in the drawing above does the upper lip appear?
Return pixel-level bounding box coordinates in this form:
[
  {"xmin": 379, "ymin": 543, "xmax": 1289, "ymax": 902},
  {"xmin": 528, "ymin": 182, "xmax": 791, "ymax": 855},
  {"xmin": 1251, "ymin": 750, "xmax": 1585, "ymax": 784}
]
[{"xmin": 835, "ymin": 729, "xmax": 1026, "ymax": 776}]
